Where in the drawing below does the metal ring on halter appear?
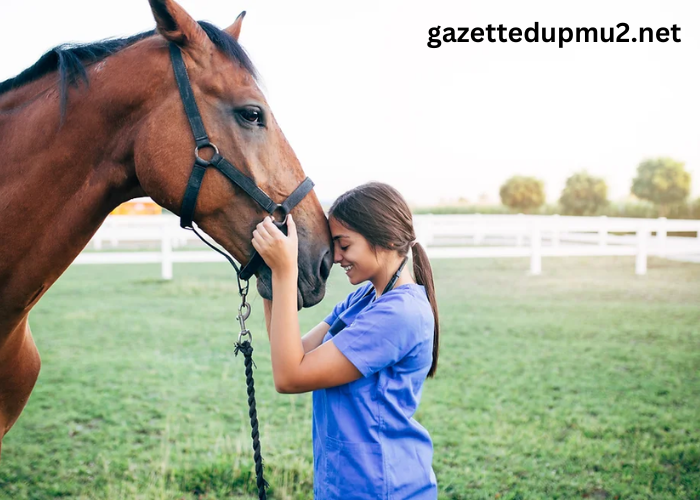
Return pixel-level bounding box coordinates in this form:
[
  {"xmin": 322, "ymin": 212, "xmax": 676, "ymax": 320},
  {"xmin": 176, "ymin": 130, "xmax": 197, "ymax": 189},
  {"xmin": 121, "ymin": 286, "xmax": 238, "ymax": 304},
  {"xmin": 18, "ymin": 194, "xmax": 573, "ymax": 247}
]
[
  {"xmin": 270, "ymin": 205, "xmax": 289, "ymax": 227},
  {"xmin": 194, "ymin": 143, "xmax": 219, "ymax": 162},
  {"xmin": 274, "ymin": 213, "xmax": 290, "ymax": 227}
]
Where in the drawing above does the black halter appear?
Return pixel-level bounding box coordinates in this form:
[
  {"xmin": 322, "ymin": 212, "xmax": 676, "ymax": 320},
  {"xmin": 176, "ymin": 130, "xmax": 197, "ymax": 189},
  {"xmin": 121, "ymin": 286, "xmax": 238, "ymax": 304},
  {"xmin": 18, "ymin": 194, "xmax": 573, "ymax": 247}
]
[{"xmin": 169, "ymin": 43, "xmax": 315, "ymax": 281}]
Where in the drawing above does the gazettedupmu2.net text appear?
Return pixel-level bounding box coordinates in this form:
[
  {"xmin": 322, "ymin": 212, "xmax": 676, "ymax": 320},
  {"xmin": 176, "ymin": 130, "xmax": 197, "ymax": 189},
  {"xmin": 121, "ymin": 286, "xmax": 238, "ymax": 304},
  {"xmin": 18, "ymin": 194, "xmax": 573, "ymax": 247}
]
[{"xmin": 427, "ymin": 22, "xmax": 681, "ymax": 48}]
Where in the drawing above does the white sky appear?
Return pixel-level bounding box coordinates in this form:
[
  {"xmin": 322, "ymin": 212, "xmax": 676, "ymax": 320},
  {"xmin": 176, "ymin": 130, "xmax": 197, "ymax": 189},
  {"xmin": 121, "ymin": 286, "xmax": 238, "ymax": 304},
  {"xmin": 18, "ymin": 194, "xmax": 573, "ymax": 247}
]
[{"xmin": 1, "ymin": 0, "xmax": 698, "ymax": 206}]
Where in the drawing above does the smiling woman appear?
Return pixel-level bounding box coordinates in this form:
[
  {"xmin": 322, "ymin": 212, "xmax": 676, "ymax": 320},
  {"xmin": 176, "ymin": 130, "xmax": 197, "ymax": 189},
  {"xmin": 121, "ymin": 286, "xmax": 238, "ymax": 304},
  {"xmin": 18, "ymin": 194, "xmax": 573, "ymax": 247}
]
[{"xmin": 252, "ymin": 182, "xmax": 440, "ymax": 498}]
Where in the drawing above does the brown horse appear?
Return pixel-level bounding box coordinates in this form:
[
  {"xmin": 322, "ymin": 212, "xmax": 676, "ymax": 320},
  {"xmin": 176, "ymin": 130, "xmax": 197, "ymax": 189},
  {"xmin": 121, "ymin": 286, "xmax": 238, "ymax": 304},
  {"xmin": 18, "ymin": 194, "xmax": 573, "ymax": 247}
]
[{"xmin": 0, "ymin": 0, "xmax": 332, "ymax": 456}]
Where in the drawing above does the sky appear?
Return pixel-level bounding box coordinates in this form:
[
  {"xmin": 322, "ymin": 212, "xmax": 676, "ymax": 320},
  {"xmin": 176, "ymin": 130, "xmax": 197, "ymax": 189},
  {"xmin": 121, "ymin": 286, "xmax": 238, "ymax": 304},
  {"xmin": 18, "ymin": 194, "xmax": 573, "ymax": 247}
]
[{"xmin": 1, "ymin": 0, "xmax": 698, "ymax": 206}]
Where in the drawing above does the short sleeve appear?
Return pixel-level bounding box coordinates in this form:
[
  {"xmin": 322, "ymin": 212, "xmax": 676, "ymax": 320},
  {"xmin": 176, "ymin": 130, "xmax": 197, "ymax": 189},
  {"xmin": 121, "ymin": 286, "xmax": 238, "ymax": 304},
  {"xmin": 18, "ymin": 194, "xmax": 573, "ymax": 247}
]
[
  {"xmin": 331, "ymin": 292, "xmax": 428, "ymax": 377},
  {"xmin": 324, "ymin": 283, "xmax": 373, "ymax": 326}
]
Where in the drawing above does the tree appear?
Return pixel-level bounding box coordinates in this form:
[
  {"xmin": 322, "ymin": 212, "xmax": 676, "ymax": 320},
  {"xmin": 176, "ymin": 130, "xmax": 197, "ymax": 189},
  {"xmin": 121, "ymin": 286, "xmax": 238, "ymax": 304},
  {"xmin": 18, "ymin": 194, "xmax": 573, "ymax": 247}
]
[
  {"xmin": 689, "ymin": 198, "xmax": 700, "ymax": 220},
  {"xmin": 631, "ymin": 158, "xmax": 691, "ymax": 216},
  {"xmin": 559, "ymin": 171, "xmax": 608, "ymax": 216},
  {"xmin": 499, "ymin": 176, "xmax": 545, "ymax": 213}
]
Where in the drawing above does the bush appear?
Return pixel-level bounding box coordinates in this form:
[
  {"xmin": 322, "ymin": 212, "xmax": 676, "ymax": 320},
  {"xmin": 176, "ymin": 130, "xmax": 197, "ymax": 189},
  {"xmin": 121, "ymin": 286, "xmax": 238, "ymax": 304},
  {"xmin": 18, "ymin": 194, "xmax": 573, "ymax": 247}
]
[
  {"xmin": 631, "ymin": 158, "xmax": 691, "ymax": 216},
  {"xmin": 559, "ymin": 171, "xmax": 608, "ymax": 216},
  {"xmin": 499, "ymin": 176, "xmax": 546, "ymax": 213}
]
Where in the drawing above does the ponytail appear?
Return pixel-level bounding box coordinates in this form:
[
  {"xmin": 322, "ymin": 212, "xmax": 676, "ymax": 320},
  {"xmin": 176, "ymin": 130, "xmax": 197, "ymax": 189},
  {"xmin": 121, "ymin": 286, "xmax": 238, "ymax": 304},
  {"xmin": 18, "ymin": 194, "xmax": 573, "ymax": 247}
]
[
  {"xmin": 329, "ymin": 182, "xmax": 440, "ymax": 378},
  {"xmin": 411, "ymin": 242, "xmax": 439, "ymax": 378}
]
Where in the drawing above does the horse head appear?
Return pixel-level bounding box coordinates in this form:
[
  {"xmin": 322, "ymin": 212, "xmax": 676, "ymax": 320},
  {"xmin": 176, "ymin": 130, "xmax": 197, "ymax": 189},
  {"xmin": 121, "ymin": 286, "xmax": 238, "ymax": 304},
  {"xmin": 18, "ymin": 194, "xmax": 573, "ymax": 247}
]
[{"xmin": 134, "ymin": 0, "xmax": 332, "ymax": 307}]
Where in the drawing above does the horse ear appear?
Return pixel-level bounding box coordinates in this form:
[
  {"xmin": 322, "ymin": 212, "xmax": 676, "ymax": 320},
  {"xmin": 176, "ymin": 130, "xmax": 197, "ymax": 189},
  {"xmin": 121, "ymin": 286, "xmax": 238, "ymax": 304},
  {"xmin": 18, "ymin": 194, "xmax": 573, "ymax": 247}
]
[
  {"xmin": 148, "ymin": 0, "xmax": 208, "ymax": 47},
  {"xmin": 224, "ymin": 11, "xmax": 246, "ymax": 41}
]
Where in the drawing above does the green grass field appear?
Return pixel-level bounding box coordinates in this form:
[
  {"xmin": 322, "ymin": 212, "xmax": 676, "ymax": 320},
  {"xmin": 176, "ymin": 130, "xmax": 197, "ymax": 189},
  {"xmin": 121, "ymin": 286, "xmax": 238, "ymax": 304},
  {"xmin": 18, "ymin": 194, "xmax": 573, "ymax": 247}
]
[{"xmin": 1, "ymin": 257, "xmax": 699, "ymax": 499}]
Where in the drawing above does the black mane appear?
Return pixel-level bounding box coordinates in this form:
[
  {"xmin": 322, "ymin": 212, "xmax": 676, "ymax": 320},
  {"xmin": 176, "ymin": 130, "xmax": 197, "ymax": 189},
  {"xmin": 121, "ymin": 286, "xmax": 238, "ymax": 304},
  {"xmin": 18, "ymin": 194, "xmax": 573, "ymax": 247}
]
[{"xmin": 0, "ymin": 21, "xmax": 257, "ymax": 117}]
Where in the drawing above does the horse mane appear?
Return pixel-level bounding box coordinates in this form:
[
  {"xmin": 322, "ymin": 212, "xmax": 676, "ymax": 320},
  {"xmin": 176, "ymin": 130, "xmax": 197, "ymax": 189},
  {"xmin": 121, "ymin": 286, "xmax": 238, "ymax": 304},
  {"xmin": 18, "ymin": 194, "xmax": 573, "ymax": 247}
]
[{"xmin": 0, "ymin": 21, "xmax": 257, "ymax": 118}]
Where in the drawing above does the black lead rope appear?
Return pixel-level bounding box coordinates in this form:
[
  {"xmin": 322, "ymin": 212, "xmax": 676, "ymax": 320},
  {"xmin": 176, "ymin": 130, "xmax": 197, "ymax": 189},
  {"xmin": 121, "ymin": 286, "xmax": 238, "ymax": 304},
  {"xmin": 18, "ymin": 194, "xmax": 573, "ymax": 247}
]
[
  {"xmin": 187, "ymin": 227, "xmax": 267, "ymax": 499},
  {"xmin": 233, "ymin": 293, "xmax": 268, "ymax": 500},
  {"xmin": 234, "ymin": 340, "xmax": 268, "ymax": 498},
  {"xmin": 185, "ymin": 232, "xmax": 267, "ymax": 500},
  {"xmin": 181, "ymin": 227, "xmax": 267, "ymax": 498}
]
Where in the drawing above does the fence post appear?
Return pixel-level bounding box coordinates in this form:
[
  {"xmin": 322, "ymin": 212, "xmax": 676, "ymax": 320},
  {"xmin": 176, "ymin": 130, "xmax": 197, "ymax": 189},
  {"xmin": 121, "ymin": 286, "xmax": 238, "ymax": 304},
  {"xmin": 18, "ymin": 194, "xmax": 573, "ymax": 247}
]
[
  {"xmin": 657, "ymin": 217, "xmax": 667, "ymax": 257},
  {"xmin": 516, "ymin": 213, "xmax": 525, "ymax": 246},
  {"xmin": 551, "ymin": 214, "xmax": 560, "ymax": 247},
  {"xmin": 598, "ymin": 215, "xmax": 608, "ymax": 247},
  {"xmin": 530, "ymin": 227, "xmax": 542, "ymax": 275},
  {"xmin": 161, "ymin": 220, "xmax": 173, "ymax": 280},
  {"xmin": 107, "ymin": 218, "xmax": 118, "ymax": 247},
  {"xmin": 636, "ymin": 228, "xmax": 648, "ymax": 276}
]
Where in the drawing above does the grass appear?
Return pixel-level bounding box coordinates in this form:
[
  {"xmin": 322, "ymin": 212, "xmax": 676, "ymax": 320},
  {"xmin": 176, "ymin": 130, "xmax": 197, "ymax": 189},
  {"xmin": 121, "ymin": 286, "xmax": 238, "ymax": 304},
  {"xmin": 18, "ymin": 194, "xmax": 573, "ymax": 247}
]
[{"xmin": 1, "ymin": 257, "xmax": 699, "ymax": 499}]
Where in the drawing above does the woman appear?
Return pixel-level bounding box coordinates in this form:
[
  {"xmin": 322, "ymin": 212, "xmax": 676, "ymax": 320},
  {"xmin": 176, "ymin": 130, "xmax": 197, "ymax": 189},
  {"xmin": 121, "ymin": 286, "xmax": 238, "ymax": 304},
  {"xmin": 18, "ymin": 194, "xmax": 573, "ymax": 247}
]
[{"xmin": 252, "ymin": 182, "xmax": 439, "ymax": 499}]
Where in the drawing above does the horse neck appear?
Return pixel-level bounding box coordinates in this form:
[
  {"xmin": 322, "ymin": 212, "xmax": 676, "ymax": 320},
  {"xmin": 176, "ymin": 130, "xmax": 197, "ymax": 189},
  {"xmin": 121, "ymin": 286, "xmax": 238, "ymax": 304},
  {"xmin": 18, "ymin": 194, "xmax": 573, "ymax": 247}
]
[{"xmin": 0, "ymin": 45, "xmax": 168, "ymax": 323}]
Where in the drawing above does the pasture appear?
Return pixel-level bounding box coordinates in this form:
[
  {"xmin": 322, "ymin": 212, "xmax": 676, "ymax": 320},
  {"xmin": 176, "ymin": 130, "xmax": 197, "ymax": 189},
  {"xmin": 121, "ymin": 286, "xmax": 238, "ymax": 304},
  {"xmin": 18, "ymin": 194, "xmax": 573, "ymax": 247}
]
[{"xmin": 1, "ymin": 257, "xmax": 698, "ymax": 499}]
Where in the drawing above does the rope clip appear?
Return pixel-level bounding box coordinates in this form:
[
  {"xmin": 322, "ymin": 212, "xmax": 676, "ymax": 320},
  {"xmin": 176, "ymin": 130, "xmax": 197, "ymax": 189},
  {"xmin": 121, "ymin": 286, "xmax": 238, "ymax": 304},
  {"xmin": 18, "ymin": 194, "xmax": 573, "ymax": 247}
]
[{"xmin": 237, "ymin": 296, "xmax": 252, "ymax": 344}]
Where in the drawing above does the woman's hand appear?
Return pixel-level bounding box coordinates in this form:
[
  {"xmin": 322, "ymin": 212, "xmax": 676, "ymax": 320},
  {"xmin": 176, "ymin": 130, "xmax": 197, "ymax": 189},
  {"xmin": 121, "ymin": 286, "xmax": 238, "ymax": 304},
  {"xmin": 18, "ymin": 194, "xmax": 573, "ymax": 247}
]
[{"xmin": 251, "ymin": 214, "xmax": 298, "ymax": 277}]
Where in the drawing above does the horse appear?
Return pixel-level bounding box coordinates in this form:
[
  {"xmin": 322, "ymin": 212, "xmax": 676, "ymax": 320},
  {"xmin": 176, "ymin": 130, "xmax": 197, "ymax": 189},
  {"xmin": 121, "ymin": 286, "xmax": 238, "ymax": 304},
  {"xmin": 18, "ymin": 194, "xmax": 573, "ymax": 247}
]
[{"xmin": 0, "ymin": 0, "xmax": 333, "ymax": 457}]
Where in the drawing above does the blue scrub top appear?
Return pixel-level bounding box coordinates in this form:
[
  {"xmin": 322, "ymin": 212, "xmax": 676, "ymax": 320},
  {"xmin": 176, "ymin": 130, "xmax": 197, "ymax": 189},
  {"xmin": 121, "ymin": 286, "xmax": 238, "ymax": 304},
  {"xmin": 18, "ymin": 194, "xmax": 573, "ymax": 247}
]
[{"xmin": 313, "ymin": 282, "xmax": 438, "ymax": 499}]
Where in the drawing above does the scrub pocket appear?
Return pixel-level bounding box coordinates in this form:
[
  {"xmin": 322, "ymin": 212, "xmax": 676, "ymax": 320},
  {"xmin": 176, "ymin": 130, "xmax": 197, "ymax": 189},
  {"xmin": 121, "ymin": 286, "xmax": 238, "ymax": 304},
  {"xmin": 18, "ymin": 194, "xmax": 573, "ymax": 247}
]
[{"xmin": 324, "ymin": 436, "xmax": 385, "ymax": 498}]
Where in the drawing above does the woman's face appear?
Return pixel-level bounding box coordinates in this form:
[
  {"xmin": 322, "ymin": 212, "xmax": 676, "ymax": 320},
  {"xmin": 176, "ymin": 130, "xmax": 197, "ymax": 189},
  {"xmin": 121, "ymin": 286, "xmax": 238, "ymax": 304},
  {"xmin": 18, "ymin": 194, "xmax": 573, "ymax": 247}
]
[{"xmin": 329, "ymin": 216, "xmax": 384, "ymax": 285}]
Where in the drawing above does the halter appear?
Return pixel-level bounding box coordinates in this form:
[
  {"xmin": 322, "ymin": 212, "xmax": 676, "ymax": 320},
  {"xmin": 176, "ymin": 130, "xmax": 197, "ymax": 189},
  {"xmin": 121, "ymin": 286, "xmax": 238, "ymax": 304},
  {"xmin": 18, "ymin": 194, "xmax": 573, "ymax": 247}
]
[
  {"xmin": 168, "ymin": 42, "xmax": 318, "ymax": 500},
  {"xmin": 169, "ymin": 43, "xmax": 315, "ymax": 282}
]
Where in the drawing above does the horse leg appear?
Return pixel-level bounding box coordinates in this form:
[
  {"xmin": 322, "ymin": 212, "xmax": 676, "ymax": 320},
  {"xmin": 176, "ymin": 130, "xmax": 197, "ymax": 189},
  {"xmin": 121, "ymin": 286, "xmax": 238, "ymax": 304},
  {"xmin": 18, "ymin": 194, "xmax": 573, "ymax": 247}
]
[{"xmin": 0, "ymin": 317, "xmax": 41, "ymax": 458}]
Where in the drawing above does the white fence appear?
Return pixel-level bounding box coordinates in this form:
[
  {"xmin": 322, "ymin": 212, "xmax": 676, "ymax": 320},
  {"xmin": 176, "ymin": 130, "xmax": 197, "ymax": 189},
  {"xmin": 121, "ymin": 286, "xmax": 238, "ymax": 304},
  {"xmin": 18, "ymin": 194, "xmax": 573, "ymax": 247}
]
[
  {"xmin": 77, "ymin": 216, "xmax": 218, "ymax": 280},
  {"xmin": 74, "ymin": 214, "xmax": 700, "ymax": 279}
]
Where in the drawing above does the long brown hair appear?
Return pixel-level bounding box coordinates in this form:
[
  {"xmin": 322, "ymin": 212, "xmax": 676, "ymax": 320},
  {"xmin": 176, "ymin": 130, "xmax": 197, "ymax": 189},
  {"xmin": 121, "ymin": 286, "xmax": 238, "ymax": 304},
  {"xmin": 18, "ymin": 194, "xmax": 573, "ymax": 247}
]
[{"xmin": 329, "ymin": 182, "xmax": 440, "ymax": 378}]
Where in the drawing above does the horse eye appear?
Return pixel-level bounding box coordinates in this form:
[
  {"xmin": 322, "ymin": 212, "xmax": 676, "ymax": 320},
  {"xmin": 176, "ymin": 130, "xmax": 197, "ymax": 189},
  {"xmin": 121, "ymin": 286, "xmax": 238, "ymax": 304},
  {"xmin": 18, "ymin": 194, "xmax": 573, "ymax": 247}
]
[{"xmin": 238, "ymin": 107, "xmax": 262, "ymax": 125}]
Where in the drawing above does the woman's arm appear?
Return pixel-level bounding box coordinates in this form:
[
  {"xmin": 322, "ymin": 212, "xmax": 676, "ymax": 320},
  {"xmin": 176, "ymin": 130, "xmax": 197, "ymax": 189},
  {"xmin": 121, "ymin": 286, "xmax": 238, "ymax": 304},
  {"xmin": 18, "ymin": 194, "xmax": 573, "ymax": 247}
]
[
  {"xmin": 267, "ymin": 263, "xmax": 363, "ymax": 393},
  {"xmin": 267, "ymin": 264, "xmax": 305, "ymax": 390},
  {"xmin": 252, "ymin": 215, "xmax": 362, "ymax": 393},
  {"xmin": 302, "ymin": 322, "xmax": 331, "ymax": 353},
  {"xmin": 262, "ymin": 299, "xmax": 331, "ymax": 353}
]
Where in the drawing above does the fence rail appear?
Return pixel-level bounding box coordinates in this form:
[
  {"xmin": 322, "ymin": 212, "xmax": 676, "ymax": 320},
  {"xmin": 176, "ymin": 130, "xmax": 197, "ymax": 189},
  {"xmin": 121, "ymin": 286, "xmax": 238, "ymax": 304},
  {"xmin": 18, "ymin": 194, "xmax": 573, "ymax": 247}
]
[{"xmin": 74, "ymin": 214, "xmax": 700, "ymax": 279}]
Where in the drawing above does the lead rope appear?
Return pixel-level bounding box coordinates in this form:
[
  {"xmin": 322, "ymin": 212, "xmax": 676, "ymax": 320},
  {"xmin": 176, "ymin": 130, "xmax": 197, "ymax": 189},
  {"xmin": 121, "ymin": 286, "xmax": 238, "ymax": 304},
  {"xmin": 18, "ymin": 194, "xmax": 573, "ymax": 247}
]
[
  {"xmin": 234, "ymin": 289, "xmax": 268, "ymax": 500},
  {"xmin": 186, "ymin": 225, "xmax": 268, "ymax": 498}
]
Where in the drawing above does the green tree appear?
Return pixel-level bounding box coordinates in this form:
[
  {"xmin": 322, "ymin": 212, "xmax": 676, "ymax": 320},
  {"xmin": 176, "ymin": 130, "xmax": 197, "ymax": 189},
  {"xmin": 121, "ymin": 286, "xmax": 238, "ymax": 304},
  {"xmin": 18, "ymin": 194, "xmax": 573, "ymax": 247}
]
[
  {"xmin": 559, "ymin": 171, "xmax": 608, "ymax": 216},
  {"xmin": 689, "ymin": 198, "xmax": 700, "ymax": 220},
  {"xmin": 631, "ymin": 158, "xmax": 691, "ymax": 216},
  {"xmin": 499, "ymin": 176, "xmax": 545, "ymax": 213}
]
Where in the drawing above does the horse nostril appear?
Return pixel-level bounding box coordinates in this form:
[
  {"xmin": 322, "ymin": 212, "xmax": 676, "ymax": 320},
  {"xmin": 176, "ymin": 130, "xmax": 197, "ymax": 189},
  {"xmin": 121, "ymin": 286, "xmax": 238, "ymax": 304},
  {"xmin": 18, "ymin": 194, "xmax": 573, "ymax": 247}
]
[{"xmin": 319, "ymin": 249, "xmax": 332, "ymax": 281}]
